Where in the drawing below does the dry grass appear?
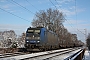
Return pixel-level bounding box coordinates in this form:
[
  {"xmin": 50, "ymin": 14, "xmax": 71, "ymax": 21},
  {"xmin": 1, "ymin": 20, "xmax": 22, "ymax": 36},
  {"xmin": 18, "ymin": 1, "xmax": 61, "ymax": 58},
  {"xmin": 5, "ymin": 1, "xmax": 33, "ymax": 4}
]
[{"xmin": 0, "ymin": 48, "xmax": 18, "ymax": 54}]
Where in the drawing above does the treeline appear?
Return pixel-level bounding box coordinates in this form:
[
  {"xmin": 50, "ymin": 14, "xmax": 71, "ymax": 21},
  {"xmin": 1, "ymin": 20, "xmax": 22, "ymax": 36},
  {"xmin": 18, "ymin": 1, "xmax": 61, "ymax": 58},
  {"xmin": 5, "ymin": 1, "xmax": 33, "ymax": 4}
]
[
  {"xmin": 0, "ymin": 30, "xmax": 25, "ymax": 48},
  {"xmin": 86, "ymin": 33, "xmax": 90, "ymax": 50}
]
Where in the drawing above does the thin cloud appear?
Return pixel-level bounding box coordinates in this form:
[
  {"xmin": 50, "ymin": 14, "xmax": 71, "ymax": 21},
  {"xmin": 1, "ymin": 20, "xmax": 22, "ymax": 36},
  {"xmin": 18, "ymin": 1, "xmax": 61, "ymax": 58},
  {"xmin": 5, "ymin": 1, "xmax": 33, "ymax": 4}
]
[
  {"xmin": 0, "ymin": 3, "xmax": 15, "ymax": 13},
  {"xmin": 0, "ymin": 0, "xmax": 6, "ymax": 2},
  {"xmin": 55, "ymin": 0, "xmax": 85, "ymax": 16},
  {"xmin": 58, "ymin": 7, "xmax": 85, "ymax": 17},
  {"xmin": 0, "ymin": 24, "xmax": 29, "ymax": 29},
  {"xmin": 56, "ymin": 0, "xmax": 74, "ymax": 4},
  {"xmin": 1, "ymin": 4, "xmax": 10, "ymax": 10},
  {"xmin": 0, "ymin": 24, "xmax": 30, "ymax": 35},
  {"xmin": 2, "ymin": 5, "xmax": 9, "ymax": 9},
  {"xmin": 61, "ymin": 8, "xmax": 75, "ymax": 15}
]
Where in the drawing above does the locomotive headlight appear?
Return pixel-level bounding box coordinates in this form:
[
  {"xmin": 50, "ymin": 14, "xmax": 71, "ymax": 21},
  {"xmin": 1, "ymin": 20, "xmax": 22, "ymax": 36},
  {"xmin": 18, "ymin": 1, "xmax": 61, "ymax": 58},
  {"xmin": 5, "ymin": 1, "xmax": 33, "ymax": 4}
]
[
  {"xmin": 37, "ymin": 41, "xmax": 40, "ymax": 42},
  {"xmin": 26, "ymin": 40, "xmax": 29, "ymax": 42}
]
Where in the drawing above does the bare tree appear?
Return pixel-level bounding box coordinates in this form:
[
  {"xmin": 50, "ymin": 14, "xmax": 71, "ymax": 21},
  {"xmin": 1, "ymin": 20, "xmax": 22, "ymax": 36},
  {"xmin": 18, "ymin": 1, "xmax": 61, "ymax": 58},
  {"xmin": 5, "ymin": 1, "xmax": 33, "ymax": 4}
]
[
  {"xmin": 86, "ymin": 33, "xmax": 90, "ymax": 50},
  {"xmin": 31, "ymin": 8, "xmax": 82, "ymax": 47},
  {"xmin": 32, "ymin": 8, "xmax": 65, "ymax": 32}
]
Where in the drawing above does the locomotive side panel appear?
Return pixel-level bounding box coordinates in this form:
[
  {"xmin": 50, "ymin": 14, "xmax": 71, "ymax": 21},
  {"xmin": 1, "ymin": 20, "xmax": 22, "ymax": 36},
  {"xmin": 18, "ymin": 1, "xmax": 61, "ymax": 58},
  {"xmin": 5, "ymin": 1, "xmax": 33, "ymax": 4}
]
[
  {"xmin": 47, "ymin": 31, "xmax": 59, "ymax": 49},
  {"xmin": 39, "ymin": 28, "xmax": 46, "ymax": 45}
]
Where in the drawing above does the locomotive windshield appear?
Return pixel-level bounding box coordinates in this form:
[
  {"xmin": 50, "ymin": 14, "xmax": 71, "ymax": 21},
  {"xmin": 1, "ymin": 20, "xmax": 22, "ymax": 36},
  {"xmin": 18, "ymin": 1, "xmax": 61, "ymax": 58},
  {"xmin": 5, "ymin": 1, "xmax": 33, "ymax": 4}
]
[
  {"xmin": 26, "ymin": 29, "xmax": 40, "ymax": 40},
  {"xmin": 28, "ymin": 30, "xmax": 33, "ymax": 33},
  {"xmin": 35, "ymin": 30, "xmax": 40, "ymax": 33},
  {"xmin": 27, "ymin": 30, "xmax": 40, "ymax": 34}
]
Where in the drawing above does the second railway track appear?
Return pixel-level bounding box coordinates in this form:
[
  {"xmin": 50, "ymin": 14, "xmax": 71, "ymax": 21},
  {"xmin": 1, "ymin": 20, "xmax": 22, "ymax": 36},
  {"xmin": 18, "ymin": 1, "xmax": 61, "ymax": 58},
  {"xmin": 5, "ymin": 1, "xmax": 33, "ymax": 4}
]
[
  {"xmin": 24, "ymin": 48, "xmax": 80, "ymax": 60},
  {"xmin": 0, "ymin": 52, "xmax": 28, "ymax": 58}
]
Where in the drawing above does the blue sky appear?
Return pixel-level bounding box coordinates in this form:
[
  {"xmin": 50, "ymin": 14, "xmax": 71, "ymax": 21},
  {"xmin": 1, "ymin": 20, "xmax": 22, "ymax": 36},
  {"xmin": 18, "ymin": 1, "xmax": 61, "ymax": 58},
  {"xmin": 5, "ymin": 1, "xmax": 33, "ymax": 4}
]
[{"xmin": 0, "ymin": 0, "xmax": 90, "ymax": 43}]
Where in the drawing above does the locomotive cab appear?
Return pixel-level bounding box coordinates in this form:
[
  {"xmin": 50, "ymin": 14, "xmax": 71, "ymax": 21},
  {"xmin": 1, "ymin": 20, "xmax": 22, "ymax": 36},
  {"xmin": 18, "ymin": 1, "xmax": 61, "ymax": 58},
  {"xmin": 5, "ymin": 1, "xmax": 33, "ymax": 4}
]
[{"xmin": 25, "ymin": 27, "xmax": 47, "ymax": 49}]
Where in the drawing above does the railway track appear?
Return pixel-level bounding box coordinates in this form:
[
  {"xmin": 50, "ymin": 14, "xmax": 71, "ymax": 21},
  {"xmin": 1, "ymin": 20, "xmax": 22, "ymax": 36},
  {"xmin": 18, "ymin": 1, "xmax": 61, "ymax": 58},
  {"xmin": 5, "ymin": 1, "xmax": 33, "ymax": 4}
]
[
  {"xmin": 0, "ymin": 52, "xmax": 28, "ymax": 58},
  {"xmin": 0, "ymin": 48, "xmax": 81, "ymax": 60},
  {"xmin": 24, "ymin": 48, "xmax": 80, "ymax": 60}
]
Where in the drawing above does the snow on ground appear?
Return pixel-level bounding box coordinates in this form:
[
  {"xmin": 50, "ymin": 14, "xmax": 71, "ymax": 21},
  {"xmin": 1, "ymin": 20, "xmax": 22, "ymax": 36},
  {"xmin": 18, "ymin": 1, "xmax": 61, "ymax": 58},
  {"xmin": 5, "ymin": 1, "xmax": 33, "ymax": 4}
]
[{"xmin": 85, "ymin": 50, "xmax": 90, "ymax": 60}]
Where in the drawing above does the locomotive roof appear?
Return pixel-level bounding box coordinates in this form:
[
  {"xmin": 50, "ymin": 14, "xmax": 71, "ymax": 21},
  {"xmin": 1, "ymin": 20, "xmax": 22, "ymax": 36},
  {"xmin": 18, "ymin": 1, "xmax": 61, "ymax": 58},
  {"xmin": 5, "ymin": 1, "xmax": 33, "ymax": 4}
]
[
  {"xmin": 27, "ymin": 27, "xmax": 58, "ymax": 36},
  {"xmin": 27, "ymin": 27, "xmax": 44, "ymax": 30}
]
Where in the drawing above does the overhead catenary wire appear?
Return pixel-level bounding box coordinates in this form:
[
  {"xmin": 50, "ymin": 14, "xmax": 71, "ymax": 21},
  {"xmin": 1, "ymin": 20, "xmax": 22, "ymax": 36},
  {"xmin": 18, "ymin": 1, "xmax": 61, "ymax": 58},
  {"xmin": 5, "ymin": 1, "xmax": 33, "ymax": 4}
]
[
  {"xmin": 25, "ymin": 0, "xmax": 39, "ymax": 11},
  {"xmin": 54, "ymin": 0, "xmax": 85, "ymax": 35},
  {"xmin": 0, "ymin": 7, "xmax": 30, "ymax": 22},
  {"xmin": 53, "ymin": 0, "xmax": 77, "ymax": 31},
  {"xmin": 48, "ymin": 0, "xmax": 77, "ymax": 34},
  {"xmin": 0, "ymin": 0, "xmax": 85, "ymax": 37},
  {"xmin": 75, "ymin": 0, "xmax": 77, "ymax": 26},
  {"xmin": 74, "ymin": 0, "xmax": 85, "ymax": 35},
  {"xmin": 49, "ymin": 0, "xmax": 57, "ymax": 9},
  {"xmin": 55, "ymin": 0, "xmax": 62, "ymax": 11},
  {"xmin": 54, "ymin": 0, "xmax": 73, "ymax": 29},
  {"xmin": 77, "ymin": 29, "xmax": 86, "ymax": 35},
  {"xmin": 54, "ymin": 0, "xmax": 86, "ymax": 40},
  {"xmin": 11, "ymin": 0, "xmax": 34, "ymax": 14},
  {"xmin": 10, "ymin": 0, "xmax": 45, "ymax": 22},
  {"xmin": 75, "ymin": 0, "xmax": 79, "ymax": 35}
]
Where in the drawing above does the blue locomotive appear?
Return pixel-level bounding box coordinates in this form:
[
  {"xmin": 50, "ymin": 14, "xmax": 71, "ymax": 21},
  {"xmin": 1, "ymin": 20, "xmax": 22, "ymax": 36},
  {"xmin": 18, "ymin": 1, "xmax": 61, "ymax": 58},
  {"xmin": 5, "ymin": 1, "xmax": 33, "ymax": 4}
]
[
  {"xmin": 25, "ymin": 27, "xmax": 59, "ymax": 51},
  {"xmin": 25, "ymin": 27, "xmax": 84, "ymax": 51}
]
